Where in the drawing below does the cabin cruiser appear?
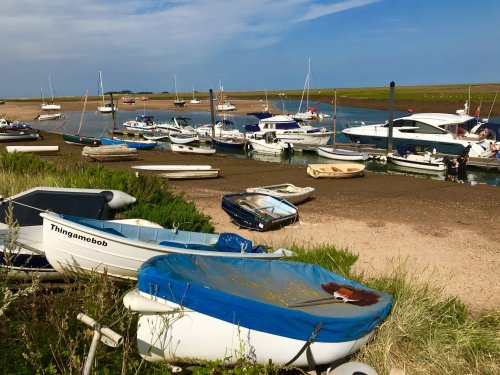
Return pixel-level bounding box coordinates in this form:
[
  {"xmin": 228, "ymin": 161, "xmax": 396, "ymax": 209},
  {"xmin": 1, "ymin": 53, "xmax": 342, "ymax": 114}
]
[
  {"xmin": 123, "ymin": 115, "xmax": 158, "ymax": 132},
  {"xmin": 155, "ymin": 116, "xmax": 198, "ymax": 134},
  {"xmin": 195, "ymin": 118, "xmax": 244, "ymax": 138},
  {"xmin": 341, "ymin": 112, "xmax": 496, "ymax": 157},
  {"xmin": 245, "ymin": 115, "xmax": 333, "ymax": 146}
]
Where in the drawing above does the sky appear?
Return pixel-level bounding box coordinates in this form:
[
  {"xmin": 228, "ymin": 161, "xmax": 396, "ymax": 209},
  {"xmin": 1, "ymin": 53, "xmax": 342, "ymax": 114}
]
[{"xmin": 1, "ymin": 0, "xmax": 499, "ymax": 98}]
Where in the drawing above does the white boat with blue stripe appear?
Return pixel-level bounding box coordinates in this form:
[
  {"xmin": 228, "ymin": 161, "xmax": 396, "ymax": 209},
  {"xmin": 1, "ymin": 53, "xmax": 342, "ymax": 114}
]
[{"xmin": 124, "ymin": 254, "xmax": 393, "ymax": 368}]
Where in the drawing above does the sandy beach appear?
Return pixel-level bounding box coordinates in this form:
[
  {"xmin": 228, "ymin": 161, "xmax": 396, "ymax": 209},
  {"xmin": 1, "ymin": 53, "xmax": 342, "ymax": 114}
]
[{"xmin": 1, "ymin": 99, "xmax": 499, "ymax": 312}]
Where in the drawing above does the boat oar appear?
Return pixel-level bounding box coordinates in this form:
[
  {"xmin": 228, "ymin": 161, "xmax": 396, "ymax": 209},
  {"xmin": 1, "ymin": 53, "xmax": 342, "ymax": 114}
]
[{"xmin": 287, "ymin": 295, "xmax": 358, "ymax": 308}]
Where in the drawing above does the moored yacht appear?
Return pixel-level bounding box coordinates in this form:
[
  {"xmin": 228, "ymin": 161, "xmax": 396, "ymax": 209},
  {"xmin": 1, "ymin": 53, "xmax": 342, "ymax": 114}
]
[
  {"xmin": 341, "ymin": 112, "xmax": 491, "ymax": 157},
  {"xmin": 245, "ymin": 115, "xmax": 333, "ymax": 146}
]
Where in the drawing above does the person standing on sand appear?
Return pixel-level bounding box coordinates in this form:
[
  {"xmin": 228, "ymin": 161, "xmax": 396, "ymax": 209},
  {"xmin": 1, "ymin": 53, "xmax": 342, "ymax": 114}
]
[{"xmin": 456, "ymin": 145, "xmax": 471, "ymax": 183}]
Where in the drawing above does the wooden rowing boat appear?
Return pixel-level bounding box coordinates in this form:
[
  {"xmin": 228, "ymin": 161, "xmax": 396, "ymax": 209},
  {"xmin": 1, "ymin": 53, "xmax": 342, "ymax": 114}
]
[{"xmin": 307, "ymin": 163, "xmax": 365, "ymax": 179}]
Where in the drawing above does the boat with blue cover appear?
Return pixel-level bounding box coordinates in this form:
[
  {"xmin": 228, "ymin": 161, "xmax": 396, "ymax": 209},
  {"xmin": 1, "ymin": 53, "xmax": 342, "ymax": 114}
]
[
  {"xmin": 42, "ymin": 212, "xmax": 291, "ymax": 281},
  {"xmin": 123, "ymin": 254, "xmax": 393, "ymax": 367}
]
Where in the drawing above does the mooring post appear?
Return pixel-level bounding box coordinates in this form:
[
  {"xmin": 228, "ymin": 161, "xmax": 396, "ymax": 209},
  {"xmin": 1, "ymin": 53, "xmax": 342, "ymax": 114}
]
[
  {"xmin": 209, "ymin": 89, "xmax": 215, "ymax": 138},
  {"xmin": 387, "ymin": 81, "xmax": 395, "ymax": 153}
]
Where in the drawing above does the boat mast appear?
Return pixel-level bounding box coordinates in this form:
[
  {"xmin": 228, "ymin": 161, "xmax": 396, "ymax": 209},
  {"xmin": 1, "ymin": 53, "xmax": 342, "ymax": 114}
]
[
  {"xmin": 486, "ymin": 90, "xmax": 498, "ymax": 121},
  {"xmin": 77, "ymin": 90, "xmax": 89, "ymax": 135},
  {"xmin": 99, "ymin": 71, "xmax": 105, "ymax": 104},
  {"xmin": 48, "ymin": 75, "xmax": 55, "ymax": 103}
]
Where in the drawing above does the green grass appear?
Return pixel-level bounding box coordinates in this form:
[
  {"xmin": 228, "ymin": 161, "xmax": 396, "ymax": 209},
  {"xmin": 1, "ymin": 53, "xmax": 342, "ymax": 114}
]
[
  {"xmin": 0, "ymin": 154, "xmax": 498, "ymax": 374},
  {"xmin": 5, "ymin": 82, "xmax": 499, "ymax": 104}
]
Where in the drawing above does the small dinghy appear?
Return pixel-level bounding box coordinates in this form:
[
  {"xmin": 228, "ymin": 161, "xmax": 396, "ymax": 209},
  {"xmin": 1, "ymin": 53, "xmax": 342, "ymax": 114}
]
[
  {"xmin": 387, "ymin": 144, "xmax": 446, "ymax": 172},
  {"xmin": 307, "ymin": 163, "xmax": 365, "ymax": 179},
  {"xmin": 124, "ymin": 254, "xmax": 393, "ymax": 367},
  {"xmin": 132, "ymin": 164, "xmax": 213, "ymax": 171},
  {"xmin": 42, "ymin": 213, "xmax": 290, "ymax": 281},
  {"xmin": 157, "ymin": 169, "xmax": 219, "ymax": 180},
  {"xmin": 168, "ymin": 132, "xmax": 199, "ymax": 144},
  {"xmin": 245, "ymin": 183, "xmax": 314, "ymax": 205},
  {"xmin": 211, "ymin": 136, "xmax": 246, "ymax": 149},
  {"xmin": 100, "ymin": 137, "xmax": 157, "ymax": 150},
  {"xmin": 82, "ymin": 145, "xmax": 138, "ymax": 161},
  {"xmin": 317, "ymin": 147, "xmax": 370, "ymax": 161},
  {"xmin": 221, "ymin": 192, "xmax": 298, "ymax": 231}
]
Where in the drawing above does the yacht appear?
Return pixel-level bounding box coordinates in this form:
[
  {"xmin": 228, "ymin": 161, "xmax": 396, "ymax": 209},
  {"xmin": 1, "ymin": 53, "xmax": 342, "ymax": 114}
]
[
  {"xmin": 245, "ymin": 115, "xmax": 333, "ymax": 146},
  {"xmin": 341, "ymin": 112, "xmax": 491, "ymax": 157}
]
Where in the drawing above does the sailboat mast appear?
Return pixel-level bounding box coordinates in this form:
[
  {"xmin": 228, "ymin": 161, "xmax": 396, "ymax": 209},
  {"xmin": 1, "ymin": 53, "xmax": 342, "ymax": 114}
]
[
  {"xmin": 99, "ymin": 71, "xmax": 105, "ymax": 103},
  {"xmin": 77, "ymin": 90, "xmax": 89, "ymax": 135},
  {"xmin": 48, "ymin": 75, "xmax": 54, "ymax": 103}
]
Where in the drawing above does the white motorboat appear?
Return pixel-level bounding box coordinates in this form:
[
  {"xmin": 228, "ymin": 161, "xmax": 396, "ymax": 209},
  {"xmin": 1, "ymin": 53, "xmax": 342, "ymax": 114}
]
[
  {"xmin": 195, "ymin": 118, "xmax": 243, "ymax": 138},
  {"xmin": 36, "ymin": 113, "xmax": 62, "ymax": 121},
  {"xmin": 245, "ymin": 115, "xmax": 333, "ymax": 146},
  {"xmin": 245, "ymin": 183, "xmax": 314, "ymax": 205},
  {"xmin": 124, "ymin": 254, "xmax": 393, "ymax": 367},
  {"xmin": 248, "ymin": 131, "xmax": 294, "ymax": 154},
  {"xmin": 342, "ymin": 111, "xmax": 489, "ymax": 157},
  {"xmin": 170, "ymin": 144, "xmax": 216, "ymax": 155},
  {"xmin": 155, "ymin": 116, "xmax": 198, "ymax": 134},
  {"xmin": 42, "ymin": 213, "xmax": 290, "ymax": 281},
  {"xmin": 386, "ymin": 144, "xmax": 446, "ymax": 172},
  {"xmin": 123, "ymin": 115, "xmax": 157, "ymax": 132}
]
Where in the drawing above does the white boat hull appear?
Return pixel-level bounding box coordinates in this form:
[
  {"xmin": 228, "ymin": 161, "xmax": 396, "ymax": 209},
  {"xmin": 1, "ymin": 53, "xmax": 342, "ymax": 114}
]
[
  {"xmin": 42, "ymin": 213, "xmax": 282, "ymax": 281},
  {"xmin": 170, "ymin": 144, "xmax": 216, "ymax": 155},
  {"xmin": 157, "ymin": 169, "xmax": 219, "ymax": 179},
  {"xmin": 248, "ymin": 139, "xmax": 293, "ymax": 154},
  {"xmin": 317, "ymin": 147, "xmax": 369, "ymax": 161},
  {"xmin": 126, "ymin": 290, "xmax": 372, "ymax": 366},
  {"xmin": 132, "ymin": 165, "xmax": 213, "ymax": 171},
  {"xmin": 6, "ymin": 145, "xmax": 59, "ymax": 154},
  {"xmin": 245, "ymin": 184, "xmax": 314, "ymax": 205},
  {"xmin": 387, "ymin": 153, "xmax": 446, "ymax": 171}
]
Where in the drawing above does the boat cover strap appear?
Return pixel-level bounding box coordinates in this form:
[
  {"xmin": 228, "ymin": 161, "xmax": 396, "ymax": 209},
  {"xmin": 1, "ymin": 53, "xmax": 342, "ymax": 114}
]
[{"xmin": 285, "ymin": 321, "xmax": 323, "ymax": 368}]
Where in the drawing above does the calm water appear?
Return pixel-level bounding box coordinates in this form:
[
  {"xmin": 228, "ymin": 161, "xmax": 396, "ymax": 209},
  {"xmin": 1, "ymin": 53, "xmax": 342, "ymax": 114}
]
[{"xmin": 36, "ymin": 99, "xmax": 499, "ymax": 187}]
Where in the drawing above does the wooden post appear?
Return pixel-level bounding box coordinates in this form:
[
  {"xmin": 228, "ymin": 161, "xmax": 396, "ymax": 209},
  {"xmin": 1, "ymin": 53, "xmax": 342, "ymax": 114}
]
[
  {"xmin": 110, "ymin": 92, "xmax": 116, "ymax": 130},
  {"xmin": 332, "ymin": 90, "xmax": 337, "ymax": 150},
  {"xmin": 209, "ymin": 89, "xmax": 215, "ymax": 138},
  {"xmin": 387, "ymin": 81, "xmax": 395, "ymax": 152}
]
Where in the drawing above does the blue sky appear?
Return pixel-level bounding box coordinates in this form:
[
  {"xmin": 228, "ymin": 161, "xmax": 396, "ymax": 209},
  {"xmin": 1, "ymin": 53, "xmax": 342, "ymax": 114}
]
[{"xmin": 1, "ymin": 0, "xmax": 499, "ymax": 98}]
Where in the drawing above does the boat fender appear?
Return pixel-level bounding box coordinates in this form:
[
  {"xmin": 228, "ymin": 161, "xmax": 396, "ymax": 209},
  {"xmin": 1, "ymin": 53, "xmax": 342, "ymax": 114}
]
[
  {"xmin": 327, "ymin": 361, "xmax": 379, "ymax": 375},
  {"xmin": 101, "ymin": 190, "xmax": 137, "ymax": 209}
]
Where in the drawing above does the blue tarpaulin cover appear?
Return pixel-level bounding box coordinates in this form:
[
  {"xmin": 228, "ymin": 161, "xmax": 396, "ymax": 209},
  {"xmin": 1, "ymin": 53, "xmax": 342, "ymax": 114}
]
[{"xmin": 138, "ymin": 254, "xmax": 393, "ymax": 343}]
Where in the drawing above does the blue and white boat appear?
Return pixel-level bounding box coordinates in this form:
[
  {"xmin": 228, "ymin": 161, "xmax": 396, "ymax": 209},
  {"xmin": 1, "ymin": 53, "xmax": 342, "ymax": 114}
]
[
  {"xmin": 245, "ymin": 115, "xmax": 333, "ymax": 146},
  {"xmin": 100, "ymin": 137, "xmax": 157, "ymax": 150},
  {"xmin": 42, "ymin": 212, "xmax": 291, "ymax": 281},
  {"xmin": 221, "ymin": 192, "xmax": 298, "ymax": 231},
  {"xmin": 341, "ymin": 112, "xmax": 489, "ymax": 157},
  {"xmin": 124, "ymin": 254, "xmax": 393, "ymax": 367},
  {"xmin": 211, "ymin": 136, "xmax": 246, "ymax": 149}
]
